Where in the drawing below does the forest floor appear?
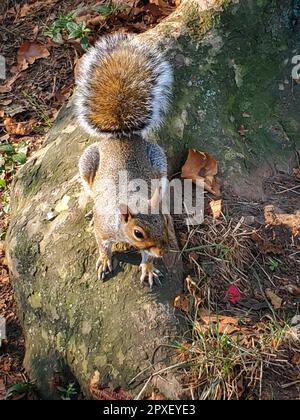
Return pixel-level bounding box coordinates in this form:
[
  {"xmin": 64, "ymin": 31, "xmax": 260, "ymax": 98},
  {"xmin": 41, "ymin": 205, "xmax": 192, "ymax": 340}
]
[{"xmin": 0, "ymin": 0, "xmax": 300, "ymax": 401}]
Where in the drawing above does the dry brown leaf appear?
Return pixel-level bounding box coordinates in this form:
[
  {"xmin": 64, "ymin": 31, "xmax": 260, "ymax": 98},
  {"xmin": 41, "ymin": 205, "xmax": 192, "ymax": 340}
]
[
  {"xmin": 238, "ymin": 125, "xmax": 248, "ymax": 136},
  {"xmin": 284, "ymin": 284, "xmax": 300, "ymax": 296},
  {"xmin": 265, "ymin": 288, "xmax": 282, "ymax": 309},
  {"xmin": 181, "ymin": 149, "xmax": 221, "ymax": 196},
  {"xmin": 19, "ymin": 3, "xmax": 31, "ymax": 17},
  {"xmin": 209, "ymin": 199, "xmax": 222, "ymax": 218},
  {"xmin": 17, "ymin": 41, "xmax": 50, "ymax": 66},
  {"xmin": 199, "ymin": 314, "xmax": 242, "ymax": 334},
  {"xmin": 174, "ymin": 294, "xmax": 190, "ymax": 312},
  {"xmin": 0, "ymin": 71, "xmax": 24, "ymax": 94},
  {"xmin": 0, "ymin": 98, "xmax": 13, "ymax": 106},
  {"xmin": 90, "ymin": 370, "xmax": 101, "ymax": 388},
  {"xmin": 18, "ymin": 0, "xmax": 55, "ymax": 17},
  {"xmin": 149, "ymin": 391, "xmax": 167, "ymax": 400},
  {"xmin": 4, "ymin": 117, "xmax": 36, "ymax": 135},
  {"xmin": 292, "ymin": 352, "xmax": 300, "ymax": 365},
  {"xmin": 185, "ymin": 275, "xmax": 197, "ymax": 294},
  {"xmin": 293, "ymin": 168, "xmax": 300, "ymax": 180}
]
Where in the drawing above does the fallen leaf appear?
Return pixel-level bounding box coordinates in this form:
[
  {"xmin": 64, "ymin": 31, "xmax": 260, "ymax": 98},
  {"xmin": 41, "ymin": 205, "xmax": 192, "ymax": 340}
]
[
  {"xmin": 283, "ymin": 284, "xmax": 300, "ymax": 296},
  {"xmin": 176, "ymin": 342, "xmax": 192, "ymax": 361},
  {"xmin": 292, "ymin": 352, "xmax": 300, "ymax": 365},
  {"xmin": 185, "ymin": 275, "xmax": 198, "ymax": 294},
  {"xmin": 174, "ymin": 294, "xmax": 190, "ymax": 312},
  {"xmin": 227, "ymin": 284, "xmax": 242, "ymax": 304},
  {"xmin": 238, "ymin": 125, "xmax": 248, "ymax": 136},
  {"xmin": 19, "ymin": 3, "xmax": 31, "ymax": 17},
  {"xmin": 0, "ymin": 98, "xmax": 13, "ymax": 106},
  {"xmin": 90, "ymin": 370, "xmax": 101, "ymax": 388},
  {"xmin": 4, "ymin": 117, "xmax": 36, "ymax": 135},
  {"xmin": 293, "ymin": 168, "xmax": 300, "ymax": 180},
  {"xmin": 149, "ymin": 391, "xmax": 166, "ymax": 400},
  {"xmin": 181, "ymin": 149, "xmax": 221, "ymax": 196},
  {"xmin": 0, "ymin": 71, "xmax": 24, "ymax": 93},
  {"xmin": 200, "ymin": 314, "xmax": 241, "ymax": 334},
  {"xmin": 265, "ymin": 288, "xmax": 282, "ymax": 309},
  {"xmin": 209, "ymin": 199, "xmax": 222, "ymax": 218},
  {"xmin": 251, "ymin": 230, "xmax": 284, "ymax": 255},
  {"xmin": 17, "ymin": 41, "xmax": 50, "ymax": 66}
]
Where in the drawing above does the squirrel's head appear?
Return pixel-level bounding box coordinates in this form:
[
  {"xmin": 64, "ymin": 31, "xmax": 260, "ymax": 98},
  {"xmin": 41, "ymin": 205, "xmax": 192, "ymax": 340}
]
[{"xmin": 119, "ymin": 204, "xmax": 170, "ymax": 257}]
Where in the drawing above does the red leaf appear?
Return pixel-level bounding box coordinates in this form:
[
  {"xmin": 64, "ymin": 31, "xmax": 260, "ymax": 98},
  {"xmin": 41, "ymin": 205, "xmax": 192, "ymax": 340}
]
[{"xmin": 227, "ymin": 284, "xmax": 241, "ymax": 304}]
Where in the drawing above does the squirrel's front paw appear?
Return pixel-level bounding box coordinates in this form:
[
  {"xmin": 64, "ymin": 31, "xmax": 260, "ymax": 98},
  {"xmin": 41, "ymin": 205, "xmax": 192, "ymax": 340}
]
[
  {"xmin": 96, "ymin": 252, "xmax": 112, "ymax": 281},
  {"xmin": 139, "ymin": 262, "xmax": 163, "ymax": 289}
]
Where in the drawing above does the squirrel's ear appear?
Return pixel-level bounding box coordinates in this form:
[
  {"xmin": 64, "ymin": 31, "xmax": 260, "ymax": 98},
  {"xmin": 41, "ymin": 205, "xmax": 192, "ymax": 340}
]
[{"xmin": 119, "ymin": 204, "xmax": 133, "ymax": 224}]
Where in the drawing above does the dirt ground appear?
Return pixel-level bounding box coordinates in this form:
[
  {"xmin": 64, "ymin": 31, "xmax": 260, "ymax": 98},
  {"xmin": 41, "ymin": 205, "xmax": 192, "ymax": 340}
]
[{"xmin": 0, "ymin": 0, "xmax": 300, "ymax": 400}]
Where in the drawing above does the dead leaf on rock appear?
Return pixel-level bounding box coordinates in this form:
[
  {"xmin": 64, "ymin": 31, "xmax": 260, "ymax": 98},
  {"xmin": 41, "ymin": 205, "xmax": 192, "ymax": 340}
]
[
  {"xmin": 90, "ymin": 370, "xmax": 101, "ymax": 388},
  {"xmin": 181, "ymin": 149, "xmax": 221, "ymax": 196},
  {"xmin": 265, "ymin": 288, "xmax": 282, "ymax": 309},
  {"xmin": 4, "ymin": 117, "xmax": 36, "ymax": 135},
  {"xmin": 17, "ymin": 41, "xmax": 50, "ymax": 66}
]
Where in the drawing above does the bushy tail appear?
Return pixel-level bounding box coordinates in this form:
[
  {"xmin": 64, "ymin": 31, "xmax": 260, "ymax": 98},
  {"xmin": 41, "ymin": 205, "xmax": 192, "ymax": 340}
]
[{"xmin": 75, "ymin": 33, "xmax": 173, "ymax": 137}]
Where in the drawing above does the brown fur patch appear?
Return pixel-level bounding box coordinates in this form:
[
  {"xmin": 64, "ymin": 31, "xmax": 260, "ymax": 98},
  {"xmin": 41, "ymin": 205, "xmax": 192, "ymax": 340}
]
[{"xmin": 88, "ymin": 48, "xmax": 153, "ymax": 131}]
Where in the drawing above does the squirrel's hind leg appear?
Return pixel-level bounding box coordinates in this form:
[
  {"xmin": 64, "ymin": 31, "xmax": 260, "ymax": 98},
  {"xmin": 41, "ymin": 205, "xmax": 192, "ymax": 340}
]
[
  {"xmin": 79, "ymin": 143, "xmax": 100, "ymax": 197},
  {"xmin": 139, "ymin": 251, "xmax": 163, "ymax": 290}
]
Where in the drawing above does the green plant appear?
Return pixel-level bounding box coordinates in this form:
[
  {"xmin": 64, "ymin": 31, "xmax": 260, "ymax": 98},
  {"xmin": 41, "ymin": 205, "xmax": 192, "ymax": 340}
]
[
  {"xmin": 45, "ymin": 2, "xmax": 130, "ymax": 49},
  {"xmin": 0, "ymin": 141, "xmax": 27, "ymax": 189},
  {"xmin": 45, "ymin": 6, "xmax": 91, "ymax": 49},
  {"xmin": 6, "ymin": 381, "xmax": 35, "ymax": 399},
  {"xmin": 66, "ymin": 20, "xmax": 91, "ymax": 49},
  {"xmin": 267, "ymin": 257, "xmax": 281, "ymax": 272},
  {"xmin": 94, "ymin": 1, "xmax": 130, "ymax": 17},
  {"xmin": 44, "ymin": 9, "xmax": 79, "ymax": 43},
  {"xmin": 57, "ymin": 383, "xmax": 78, "ymax": 400}
]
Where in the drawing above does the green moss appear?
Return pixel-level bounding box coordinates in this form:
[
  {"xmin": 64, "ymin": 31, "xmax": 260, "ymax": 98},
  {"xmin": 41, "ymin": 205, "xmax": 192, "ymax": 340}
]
[{"xmin": 28, "ymin": 292, "xmax": 42, "ymax": 309}]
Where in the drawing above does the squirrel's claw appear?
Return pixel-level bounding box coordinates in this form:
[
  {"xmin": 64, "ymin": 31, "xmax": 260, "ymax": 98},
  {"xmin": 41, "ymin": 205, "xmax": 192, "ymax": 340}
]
[
  {"xmin": 96, "ymin": 252, "xmax": 112, "ymax": 280},
  {"xmin": 139, "ymin": 263, "xmax": 163, "ymax": 289}
]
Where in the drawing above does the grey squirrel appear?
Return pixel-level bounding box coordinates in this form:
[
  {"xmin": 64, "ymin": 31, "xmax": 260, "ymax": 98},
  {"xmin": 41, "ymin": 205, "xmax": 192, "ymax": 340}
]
[{"xmin": 75, "ymin": 33, "xmax": 173, "ymax": 288}]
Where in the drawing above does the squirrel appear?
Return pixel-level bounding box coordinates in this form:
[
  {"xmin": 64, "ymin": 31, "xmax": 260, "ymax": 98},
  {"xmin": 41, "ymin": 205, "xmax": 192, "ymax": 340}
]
[{"xmin": 75, "ymin": 33, "xmax": 173, "ymax": 288}]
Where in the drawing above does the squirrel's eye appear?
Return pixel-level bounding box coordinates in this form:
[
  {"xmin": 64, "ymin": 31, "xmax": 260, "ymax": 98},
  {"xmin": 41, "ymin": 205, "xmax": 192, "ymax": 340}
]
[{"xmin": 133, "ymin": 229, "xmax": 145, "ymax": 240}]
